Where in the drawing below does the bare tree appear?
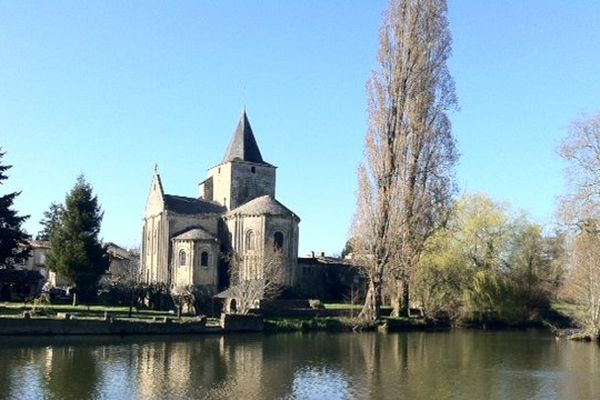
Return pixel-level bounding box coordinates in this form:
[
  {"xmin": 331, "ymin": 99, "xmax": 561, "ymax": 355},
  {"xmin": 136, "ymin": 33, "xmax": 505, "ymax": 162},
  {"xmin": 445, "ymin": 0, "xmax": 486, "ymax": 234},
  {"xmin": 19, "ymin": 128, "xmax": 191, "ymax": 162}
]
[
  {"xmin": 224, "ymin": 246, "xmax": 286, "ymax": 315},
  {"xmin": 558, "ymin": 111, "xmax": 600, "ymax": 338},
  {"xmin": 558, "ymin": 111, "xmax": 600, "ymax": 225},
  {"xmin": 561, "ymin": 222, "xmax": 600, "ymax": 338},
  {"xmin": 353, "ymin": 0, "xmax": 457, "ymax": 320}
]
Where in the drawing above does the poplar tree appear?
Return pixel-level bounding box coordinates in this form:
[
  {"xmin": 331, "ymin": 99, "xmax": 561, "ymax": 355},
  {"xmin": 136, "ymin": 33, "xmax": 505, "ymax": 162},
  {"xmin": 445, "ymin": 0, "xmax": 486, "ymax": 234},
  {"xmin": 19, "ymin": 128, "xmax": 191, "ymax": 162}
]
[
  {"xmin": 0, "ymin": 149, "xmax": 30, "ymax": 268},
  {"xmin": 47, "ymin": 176, "xmax": 109, "ymax": 300},
  {"xmin": 353, "ymin": 0, "xmax": 457, "ymax": 319}
]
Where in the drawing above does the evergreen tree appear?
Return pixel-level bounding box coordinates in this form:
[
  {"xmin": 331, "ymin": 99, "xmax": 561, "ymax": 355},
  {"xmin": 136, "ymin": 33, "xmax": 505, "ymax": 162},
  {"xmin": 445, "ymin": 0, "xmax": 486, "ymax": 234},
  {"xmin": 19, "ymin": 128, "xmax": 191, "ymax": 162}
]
[
  {"xmin": 47, "ymin": 176, "xmax": 109, "ymax": 300},
  {"xmin": 36, "ymin": 202, "xmax": 64, "ymax": 241},
  {"xmin": 0, "ymin": 149, "xmax": 30, "ymax": 268}
]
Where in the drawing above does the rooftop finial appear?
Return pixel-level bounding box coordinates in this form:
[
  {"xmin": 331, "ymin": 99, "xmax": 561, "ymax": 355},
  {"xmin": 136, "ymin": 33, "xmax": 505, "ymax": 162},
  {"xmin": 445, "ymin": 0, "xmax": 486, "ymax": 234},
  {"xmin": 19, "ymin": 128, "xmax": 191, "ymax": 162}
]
[{"xmin": 154, "ymin": 163, "xmax": 159, "ymax": 173}]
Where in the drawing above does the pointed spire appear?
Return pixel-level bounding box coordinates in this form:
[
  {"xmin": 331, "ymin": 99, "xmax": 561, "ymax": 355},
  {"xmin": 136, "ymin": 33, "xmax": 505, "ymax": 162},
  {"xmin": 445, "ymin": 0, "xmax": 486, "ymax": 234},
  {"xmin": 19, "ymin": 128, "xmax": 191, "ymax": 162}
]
[
  {"xmin": 152, "ymin": 164, "xmax": 164, "ymax": 196},
  {"xmin": 222, "ymin": 110, "xmax": 265, "ymax": 164}
]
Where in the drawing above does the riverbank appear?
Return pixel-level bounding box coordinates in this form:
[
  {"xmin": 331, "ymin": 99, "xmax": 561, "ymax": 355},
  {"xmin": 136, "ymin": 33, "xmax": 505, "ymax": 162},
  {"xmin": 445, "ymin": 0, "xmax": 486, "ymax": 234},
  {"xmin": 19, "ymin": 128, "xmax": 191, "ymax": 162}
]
[
  {"xmin": 0, "ymin": 316, "xmax": 219, "ymax": 335},
  {"xmin": 0, "ymin": 301, "xmax": 580, "ymax": 337}
]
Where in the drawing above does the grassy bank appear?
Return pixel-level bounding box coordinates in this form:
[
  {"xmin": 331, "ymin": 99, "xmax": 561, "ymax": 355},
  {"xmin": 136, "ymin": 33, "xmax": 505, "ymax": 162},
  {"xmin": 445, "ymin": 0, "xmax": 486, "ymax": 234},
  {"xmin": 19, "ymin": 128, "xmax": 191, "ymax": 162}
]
[
  {"xmin": 0, "ymin": 302, "xmax": 218, "ymax": 325},
  {"xmin": 264, "ymin": 315, "xmax": 442, "ymax": 333}
]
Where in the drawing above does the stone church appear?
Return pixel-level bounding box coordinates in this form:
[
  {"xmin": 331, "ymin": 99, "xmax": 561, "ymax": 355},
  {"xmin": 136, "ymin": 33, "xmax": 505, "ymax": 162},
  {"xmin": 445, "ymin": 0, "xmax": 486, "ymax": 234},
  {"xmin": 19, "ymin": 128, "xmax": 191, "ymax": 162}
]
[{"xmin": 140, "ymin": 111, "xmax": 300, "ymax": 293}]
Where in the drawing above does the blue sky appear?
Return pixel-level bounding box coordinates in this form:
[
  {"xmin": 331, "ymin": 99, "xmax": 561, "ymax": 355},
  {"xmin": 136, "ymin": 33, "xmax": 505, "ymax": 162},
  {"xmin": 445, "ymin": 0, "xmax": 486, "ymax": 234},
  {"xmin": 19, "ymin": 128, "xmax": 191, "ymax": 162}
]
[{"xmin": 1, "ymin": 1, "xmax": 600, "ymax": 254}]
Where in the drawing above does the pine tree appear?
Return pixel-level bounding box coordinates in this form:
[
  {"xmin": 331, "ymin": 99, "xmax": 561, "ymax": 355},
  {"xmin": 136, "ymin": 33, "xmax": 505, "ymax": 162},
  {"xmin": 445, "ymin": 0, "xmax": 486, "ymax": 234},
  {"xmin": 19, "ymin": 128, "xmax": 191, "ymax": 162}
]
[
  {"xmin": 36, "ymin": 202, "xmax": 64, "ymax": 241},
  {"xmin": 47, "ymin": 176, "xmax": 109, "ymax": 300},
  {"xmin": 0, "ymin": 149, "xmax": 31, "ymax": 268}
]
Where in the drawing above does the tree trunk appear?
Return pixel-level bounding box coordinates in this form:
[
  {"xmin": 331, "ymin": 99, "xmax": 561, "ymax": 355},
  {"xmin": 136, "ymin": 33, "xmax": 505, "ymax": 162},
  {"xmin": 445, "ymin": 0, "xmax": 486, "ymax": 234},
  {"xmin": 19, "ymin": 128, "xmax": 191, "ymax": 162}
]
[
  {"xmin": 401, "ymin": 277, "xmax": 410, "ymax": 318},
  {"xmin": 360, "ymin": 277, "xmax": 382, "ymax": 321},
  {"xmin": 390, "ymin": 279, "xmax": 401, "ymax": 317}
]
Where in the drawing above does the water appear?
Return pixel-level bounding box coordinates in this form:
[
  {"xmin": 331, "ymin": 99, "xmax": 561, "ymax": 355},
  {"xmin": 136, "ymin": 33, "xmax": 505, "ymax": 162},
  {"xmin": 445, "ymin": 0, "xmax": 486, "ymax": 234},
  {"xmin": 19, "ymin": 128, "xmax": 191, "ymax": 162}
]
[{"xmin": 0, "ymin": 330, "xmax": 598, "ymax": 399}]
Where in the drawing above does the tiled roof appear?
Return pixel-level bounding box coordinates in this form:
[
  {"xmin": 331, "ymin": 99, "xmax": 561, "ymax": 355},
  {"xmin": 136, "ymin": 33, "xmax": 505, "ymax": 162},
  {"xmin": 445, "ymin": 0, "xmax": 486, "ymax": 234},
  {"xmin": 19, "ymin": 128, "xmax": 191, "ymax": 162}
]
[
  {"xmin": 226, "ymin": 195, "xmax": 299, "ymax": 220},
  {"xmin": 172, "ymin": 227, "xmax": 218, "ymax": 241},
  {"xmin": 222, "ymin": 111, "xmax": 267, "ymax": 164},
  {"xmin": 164, "ymin": 194, "xmax": 226, "ymax": 215}
]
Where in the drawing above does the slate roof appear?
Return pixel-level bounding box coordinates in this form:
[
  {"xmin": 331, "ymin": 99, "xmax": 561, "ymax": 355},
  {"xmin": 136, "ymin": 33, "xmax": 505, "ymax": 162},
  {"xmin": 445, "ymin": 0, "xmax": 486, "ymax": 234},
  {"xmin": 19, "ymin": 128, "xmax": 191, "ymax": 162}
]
[
  {"xmin": 172, "ymin": 227, "xmax": 218, "ymax": 241},
  {"xmin": 163, "ymin": 194, "xmax": 226, "ymax": 215},
  {"xmin": 226, "ymin": 195, "xmax": 299, "ymax": 220},
  {"xmin": 222, "ymin": 111, "xmax": 266, "ymax": 164}
]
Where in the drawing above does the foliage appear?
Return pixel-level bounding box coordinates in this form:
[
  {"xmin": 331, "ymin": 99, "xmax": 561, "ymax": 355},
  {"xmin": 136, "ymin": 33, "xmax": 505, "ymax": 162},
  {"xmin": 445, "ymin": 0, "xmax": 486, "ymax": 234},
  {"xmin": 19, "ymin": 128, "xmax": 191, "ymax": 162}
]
[
  {"xmin": 47, "ymin": 176, "xmax": 110, "ymax": 301},
  {"xmin": 352, "ymin": 0, "xmax": 457, "ymax": 320},
  {"xmin": 340, "ymin": 239, "xmax": 354, "ymax": 258},
  {"xmin": 0, "ymin": 148, "xmax": 31, "ymax": 268},
  {"xmin": 413, "ymin": 193, "xmax": 563, "ymax": 324},
  {"xmin": 97, "ymin": 279, "xmax": 145, "ymax": 309},
  {"xmin": 36, "ymin": 202, "xmax": 64, "ymax": 241}
]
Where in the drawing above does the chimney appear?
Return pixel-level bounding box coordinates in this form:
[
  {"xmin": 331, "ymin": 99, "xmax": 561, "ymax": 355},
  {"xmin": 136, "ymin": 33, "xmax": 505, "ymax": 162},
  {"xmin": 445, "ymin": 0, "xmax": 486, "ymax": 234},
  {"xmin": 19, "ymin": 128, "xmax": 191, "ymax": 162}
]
[{"xmin": 320, "ymin": 252, "xmax": 325, "ymax": 257}]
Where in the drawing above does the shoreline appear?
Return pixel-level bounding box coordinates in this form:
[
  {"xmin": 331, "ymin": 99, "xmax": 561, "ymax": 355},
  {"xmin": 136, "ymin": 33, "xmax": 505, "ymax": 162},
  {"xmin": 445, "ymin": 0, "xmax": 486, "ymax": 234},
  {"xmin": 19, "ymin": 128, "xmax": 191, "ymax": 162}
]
[{"xmin": 0, "ymin": 314, "xmax": 567, "ymax": 336}]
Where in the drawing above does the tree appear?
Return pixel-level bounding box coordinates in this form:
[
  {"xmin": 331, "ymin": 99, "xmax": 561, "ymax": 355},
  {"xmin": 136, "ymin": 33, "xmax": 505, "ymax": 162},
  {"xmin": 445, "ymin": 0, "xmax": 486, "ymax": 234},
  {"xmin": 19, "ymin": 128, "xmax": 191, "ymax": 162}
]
[
  {"xmin": 0, "ymin": 148, "xmax": 30, "ymax": 268},
  {"xmin": 414, "ymin": 194, "xmax": 561, "ymax": 323},
  {"xmin": 414, "ymin": 194, "xmax": 511, "ymax": 320},
  {"xmin": 341, "ymin": 239, "xmax": 354, "ymax": 259},
  {"xmin": 352, "ymin": 0, "xmax": 457, "ymax": 320},
  {"xmin": 36, "ymin": 202, "xmax": 64, "ymax": 241},
  {"xmin": 558, "ymin": 111, "xmax": 600, "ymax": 225},
  {"xmin": 561, "ymin": 221, "xmax": 600, "ymax": 338},
  {"xmin": 47, "ymin": 176, "xmax": 110, "ymax": 301},
  {"xmin": 224, "ymin": 246, "xmax": 286, "ymax": 314},
  {"xmin": 558, "ymin": 111, "xmax": 600, "ymax": 338}
]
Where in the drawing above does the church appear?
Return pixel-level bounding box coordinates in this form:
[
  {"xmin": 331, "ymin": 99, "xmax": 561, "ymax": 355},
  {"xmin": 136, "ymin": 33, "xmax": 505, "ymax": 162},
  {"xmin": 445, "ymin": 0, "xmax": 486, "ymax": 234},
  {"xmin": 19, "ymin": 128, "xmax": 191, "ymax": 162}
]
[{"xmin": 140, "ymin": 111, "xmax": 300, "ymax": 293}]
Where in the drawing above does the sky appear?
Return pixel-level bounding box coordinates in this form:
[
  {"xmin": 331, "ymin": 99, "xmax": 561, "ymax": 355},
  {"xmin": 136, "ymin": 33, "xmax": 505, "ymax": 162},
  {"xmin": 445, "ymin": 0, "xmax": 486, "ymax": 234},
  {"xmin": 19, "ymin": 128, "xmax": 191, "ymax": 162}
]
[{"xmin": 1, "ymin": 1, "xmax": 600, "ymax": 255}]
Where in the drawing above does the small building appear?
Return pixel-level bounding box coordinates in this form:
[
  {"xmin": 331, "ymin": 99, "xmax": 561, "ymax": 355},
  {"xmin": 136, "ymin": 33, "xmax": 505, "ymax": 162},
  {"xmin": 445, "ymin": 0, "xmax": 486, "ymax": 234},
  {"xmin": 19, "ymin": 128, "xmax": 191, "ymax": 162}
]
[
  {"xmin": 18, "ymin": 240, "xmax": 50, "ymax": 280},
  {"xmin": 297, "ymin": 253, "xmax": 365, "ymax": 303},
  {"xmin": 105, "ymin": 242, "xmax": 140, "ymax": 282}
]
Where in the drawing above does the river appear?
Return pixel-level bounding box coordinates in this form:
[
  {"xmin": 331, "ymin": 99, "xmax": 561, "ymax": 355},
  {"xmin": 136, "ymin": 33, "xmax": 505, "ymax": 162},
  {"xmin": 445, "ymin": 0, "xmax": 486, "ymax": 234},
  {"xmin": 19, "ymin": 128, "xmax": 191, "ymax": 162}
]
[{"xmin": 0, "ymin": 330, "xmax": 598, "ymax": 399}]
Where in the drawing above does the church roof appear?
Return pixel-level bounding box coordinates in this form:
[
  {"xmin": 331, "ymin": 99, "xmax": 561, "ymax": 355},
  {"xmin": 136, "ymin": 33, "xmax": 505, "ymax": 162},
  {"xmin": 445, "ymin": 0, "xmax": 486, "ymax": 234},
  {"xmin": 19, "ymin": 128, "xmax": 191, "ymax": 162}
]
[
  {"xmin": 222, "ymin": 111, "xmax": 266, "ymax": 164},
  {"xmin": 172, "ymin": 227, "xmax": 218, "ymax": 241},
  {"xmin": 164, "ymin": 194, "xmax": 226, "ymax": 215},
  {"xmin": 226, "ymin": 195, "xmax": 299, "ymax": 220}
]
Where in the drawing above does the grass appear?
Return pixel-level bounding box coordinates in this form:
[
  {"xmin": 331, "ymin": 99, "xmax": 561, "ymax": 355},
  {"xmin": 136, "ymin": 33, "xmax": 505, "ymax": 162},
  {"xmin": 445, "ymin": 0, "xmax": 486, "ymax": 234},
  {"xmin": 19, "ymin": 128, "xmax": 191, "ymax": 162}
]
[
  {"xmin": 323, "ymin": 303, "xmax": 363, "ymax": 310},
  {"xmin": 551, "ymin": 302, "xmax": 585, "ymax": 321},
  {"xmin": 265, "ymin": 316, "xmax": 377, "ymax": 332},
  {"xmin": 265, "ymin": 315, "xmax": 436, "ymax": 333},
  {"xmin": 0, "ymin": 302, "xmax": 203, "ymax": 323},
  {"xmin": 323, "ymin": 303, "xmax": 392, "ymax": 311}
]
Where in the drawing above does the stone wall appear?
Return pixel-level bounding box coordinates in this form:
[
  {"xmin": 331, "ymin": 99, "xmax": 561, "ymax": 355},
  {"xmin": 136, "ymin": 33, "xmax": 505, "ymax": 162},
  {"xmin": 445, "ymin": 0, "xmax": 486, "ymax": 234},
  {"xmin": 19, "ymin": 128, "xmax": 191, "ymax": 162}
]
[
  {"xmin": 229, "ymin": 161, "xmax": 276, "ymax": 210},
  {"xmin": 297, "ymin": 257, "xmax": 365, "ymax": 302},
  {"xmin": 0, "ymin": 317, "xmax": 211, "ymax": 335},
  {"xmin": 220, "ymin": 313, "xmax": 264, "ymax": 332}
]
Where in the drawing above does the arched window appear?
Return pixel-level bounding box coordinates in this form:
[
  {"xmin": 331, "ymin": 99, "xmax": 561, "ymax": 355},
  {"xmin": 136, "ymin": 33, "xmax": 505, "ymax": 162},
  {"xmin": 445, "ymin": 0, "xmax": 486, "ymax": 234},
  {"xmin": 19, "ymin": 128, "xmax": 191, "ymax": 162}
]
[
  {"xmin": 201, "ymin": 251, "xmax": 209, "ymax": 266},
  {"xmin": 274, "ymin": 232, "xmax": 284, "ymax": 250},
  {"xmin": 246, "ymin": 230, "xmax": 255, "ymax": 251},
  {"xmin": 179, "ymin": 250, "xmax": 187, "ymax": 266}
]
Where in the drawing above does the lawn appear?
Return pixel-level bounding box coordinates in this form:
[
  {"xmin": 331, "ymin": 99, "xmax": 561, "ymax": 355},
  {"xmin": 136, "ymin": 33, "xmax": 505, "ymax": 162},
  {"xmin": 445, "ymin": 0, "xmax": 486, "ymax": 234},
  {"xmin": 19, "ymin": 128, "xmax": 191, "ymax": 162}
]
[{"xmin": 0, "ymin": 302, "xmax": 203, "ymax": 322}]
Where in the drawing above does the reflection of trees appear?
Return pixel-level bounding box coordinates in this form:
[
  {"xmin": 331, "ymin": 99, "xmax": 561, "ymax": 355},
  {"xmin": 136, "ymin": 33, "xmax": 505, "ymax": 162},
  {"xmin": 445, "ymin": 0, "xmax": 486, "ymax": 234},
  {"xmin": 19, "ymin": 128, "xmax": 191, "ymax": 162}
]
[
  {"xmin": 44, "ymin": 345, "xmax": 101, "ymax": 400},
  {"xmin": 1, "ymin": 331, "xmax": 600, "ymax": 398}
]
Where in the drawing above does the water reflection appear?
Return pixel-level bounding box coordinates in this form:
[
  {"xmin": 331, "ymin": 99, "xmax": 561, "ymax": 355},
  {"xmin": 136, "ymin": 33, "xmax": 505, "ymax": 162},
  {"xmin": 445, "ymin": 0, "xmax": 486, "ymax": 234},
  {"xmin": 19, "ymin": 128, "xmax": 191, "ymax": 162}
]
[{"xmin": 0, "ymin": 330, "xmax": 598, "ymax": 399}]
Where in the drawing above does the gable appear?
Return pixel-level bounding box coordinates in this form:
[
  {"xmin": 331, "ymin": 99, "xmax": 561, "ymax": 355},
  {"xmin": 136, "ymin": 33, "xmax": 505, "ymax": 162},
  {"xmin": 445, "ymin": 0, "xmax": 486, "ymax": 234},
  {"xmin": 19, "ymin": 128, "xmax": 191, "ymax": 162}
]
[{"xmin": 145, "ymin": 174, "xmax": 165, "ymax": 217}]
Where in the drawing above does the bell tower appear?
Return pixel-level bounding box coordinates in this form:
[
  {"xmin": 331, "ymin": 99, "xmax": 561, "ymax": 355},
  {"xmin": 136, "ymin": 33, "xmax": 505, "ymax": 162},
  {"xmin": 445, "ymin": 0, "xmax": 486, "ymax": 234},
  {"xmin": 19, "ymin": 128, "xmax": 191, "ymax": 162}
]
[{"xmin": 199, "ymin": 110, "xmax": 276, "ymax": 210}]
